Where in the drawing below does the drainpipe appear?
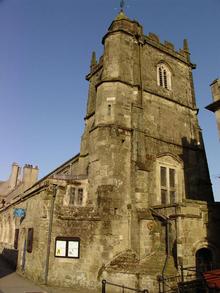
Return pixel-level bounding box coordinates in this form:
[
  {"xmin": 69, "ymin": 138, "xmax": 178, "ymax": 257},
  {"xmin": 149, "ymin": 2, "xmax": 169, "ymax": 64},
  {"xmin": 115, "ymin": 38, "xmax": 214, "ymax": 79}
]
[
  {"xmin": 43, "ymin": 184, "xmax": 57, "ymax": 284},
  {"xmin": 150, "ymin": 208, "xmax": 170, "ymax": 293},
  {"xmin": 137, "ymin": 35, "xmax": 144, "ymax": 107},
  {"xmin": 161, "ymin": 220, "xmax": 170, "ymax": 293}
]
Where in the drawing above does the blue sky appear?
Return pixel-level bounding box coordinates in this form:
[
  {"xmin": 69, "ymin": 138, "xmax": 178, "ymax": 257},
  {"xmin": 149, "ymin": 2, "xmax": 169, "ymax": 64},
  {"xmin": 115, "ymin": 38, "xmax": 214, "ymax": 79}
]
[{"xmin": 0, "ymin": 0, "xmax": 219, "ymax": 200}]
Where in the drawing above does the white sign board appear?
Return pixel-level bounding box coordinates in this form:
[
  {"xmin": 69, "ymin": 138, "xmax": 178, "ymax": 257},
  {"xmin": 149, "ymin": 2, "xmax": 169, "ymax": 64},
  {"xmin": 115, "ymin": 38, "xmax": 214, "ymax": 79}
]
[
  {"xmin": 55, "ymin": 240, "xmax": 66, "ymax": 257},
  {"xmin": 68, "ymin": 241, "xmax": 79, "ymax": 258}
]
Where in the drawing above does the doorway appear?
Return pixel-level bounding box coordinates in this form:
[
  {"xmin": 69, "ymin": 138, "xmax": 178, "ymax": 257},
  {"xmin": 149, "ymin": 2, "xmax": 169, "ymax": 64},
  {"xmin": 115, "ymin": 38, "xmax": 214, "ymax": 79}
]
[{"xmin": 196, "ymin": 248, "xmax": 213, "ymax": 275}]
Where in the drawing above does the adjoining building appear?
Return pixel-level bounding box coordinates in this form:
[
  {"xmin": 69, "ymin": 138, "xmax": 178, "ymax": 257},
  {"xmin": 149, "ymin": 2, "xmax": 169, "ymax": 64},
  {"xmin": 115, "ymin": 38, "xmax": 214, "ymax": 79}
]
[
  {"xmin": 206, "ymin": 79, "xmax": 220, "ymax": 139},
  {"xmin": 0, "ymin": 163, "xmax": 39, "ymax": 207},
  {"xmin": 1, "ymin": 10, "xmax": 220, "ymax": 293}
]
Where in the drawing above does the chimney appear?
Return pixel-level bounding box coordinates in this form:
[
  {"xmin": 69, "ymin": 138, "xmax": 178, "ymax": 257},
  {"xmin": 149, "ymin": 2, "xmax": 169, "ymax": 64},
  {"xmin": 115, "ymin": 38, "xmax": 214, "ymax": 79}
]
[
  {"xmin": 8, "ymin": 162, "xmax": 20, "ymax": 189},
  {"xmin": 22, "ymin": 164, "xmax": 39, "ymax": 189}
]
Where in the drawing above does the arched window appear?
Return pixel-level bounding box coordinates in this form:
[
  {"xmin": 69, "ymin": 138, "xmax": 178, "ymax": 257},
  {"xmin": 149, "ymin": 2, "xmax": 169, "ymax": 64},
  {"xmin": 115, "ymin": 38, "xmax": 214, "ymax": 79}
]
[{"xmin": 157, "ymin": 63, "xmax": 172, "ymax": 90}]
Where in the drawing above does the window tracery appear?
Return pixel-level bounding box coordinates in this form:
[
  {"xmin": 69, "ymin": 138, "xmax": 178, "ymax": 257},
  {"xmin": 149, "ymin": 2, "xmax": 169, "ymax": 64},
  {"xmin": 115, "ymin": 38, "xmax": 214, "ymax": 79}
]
[{"xmin": 157, "ymin": 63, "xmax": 172, "ymax": 90}]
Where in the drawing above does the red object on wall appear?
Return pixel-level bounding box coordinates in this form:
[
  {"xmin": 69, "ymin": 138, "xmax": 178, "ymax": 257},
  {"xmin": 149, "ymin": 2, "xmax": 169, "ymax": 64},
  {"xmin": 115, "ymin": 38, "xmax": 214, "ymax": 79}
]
[{"xmin": 203, "ymin": 270, "xmax": 220, "ymax": 289}]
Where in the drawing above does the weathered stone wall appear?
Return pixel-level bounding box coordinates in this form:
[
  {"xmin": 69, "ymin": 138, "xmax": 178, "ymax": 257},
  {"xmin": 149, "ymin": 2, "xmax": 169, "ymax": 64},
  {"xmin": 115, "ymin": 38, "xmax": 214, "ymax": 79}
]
[
  {"xmin": 142, "ymin": 45, "xmax": 194, "ymax": 108},
  {"xmin": 0, "ymin": 187, "xmax": 51, "ymax": 283}
]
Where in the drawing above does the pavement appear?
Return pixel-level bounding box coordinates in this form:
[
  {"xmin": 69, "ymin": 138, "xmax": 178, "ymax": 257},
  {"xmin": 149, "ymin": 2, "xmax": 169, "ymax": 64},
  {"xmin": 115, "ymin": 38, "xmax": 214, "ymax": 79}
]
[
  {"xmin": 0, "ymin": 255, "xmax": 75, "ymax": 293},
  {"xmin": 0, "ymin": 254, "xmax": 46, "ymax": 293},
  {"xmin": 0, "ymin": 272, "xmax": 94, "ymax": 293},
  {"xmin": 0, "ymin": 255, "xmax": 95, "ymax": 293},
  {"xmin": 0, "ymin": 272, "xmax": 47, "ymax": 293}
]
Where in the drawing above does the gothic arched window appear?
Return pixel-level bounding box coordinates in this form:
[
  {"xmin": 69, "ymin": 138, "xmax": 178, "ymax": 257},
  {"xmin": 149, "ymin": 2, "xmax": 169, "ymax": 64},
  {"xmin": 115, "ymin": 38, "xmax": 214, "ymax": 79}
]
[{"xmin": 157, "ymin": 63, "xmax": 172, "ymax": 90}]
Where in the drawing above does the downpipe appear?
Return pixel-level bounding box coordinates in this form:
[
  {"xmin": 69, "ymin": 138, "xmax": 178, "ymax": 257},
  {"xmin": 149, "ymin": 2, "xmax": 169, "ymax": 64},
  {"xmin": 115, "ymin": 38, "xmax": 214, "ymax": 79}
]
[
  {"xmin": 161, "ymin": 220, "xmax": 170, "ymax": 293},
  {"xmin": 150, "ymin": 208, "xmax": 171, "ymax": 293},
  {"xmin": 43, "ymin": 184, "xmax": 57, "ymax": 285}
]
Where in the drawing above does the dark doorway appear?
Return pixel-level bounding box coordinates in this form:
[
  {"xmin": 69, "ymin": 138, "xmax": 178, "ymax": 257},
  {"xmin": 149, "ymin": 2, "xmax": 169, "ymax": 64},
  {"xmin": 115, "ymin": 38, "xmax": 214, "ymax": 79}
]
[{"xmin": 196, "ymin": 248, "xmax": 213, "ymax": 275}]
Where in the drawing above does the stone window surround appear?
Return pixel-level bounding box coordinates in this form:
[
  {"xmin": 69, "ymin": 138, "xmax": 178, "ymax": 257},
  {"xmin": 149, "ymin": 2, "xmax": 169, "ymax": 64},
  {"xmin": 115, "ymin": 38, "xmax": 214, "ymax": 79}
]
[
  {"xmin": 156, "ymin": 154, "xmax": 184, "ymax": 205},
  {"xmin": 63, "ymin": 184, "xmax": 86, "ymax": 207},
  {"xmin": 157, "ymin": 63, "xmax": 172, "ymax": 90},
  {"xmin": 160, "ymin": 165, "xmax": 176, "ymax": 205}
]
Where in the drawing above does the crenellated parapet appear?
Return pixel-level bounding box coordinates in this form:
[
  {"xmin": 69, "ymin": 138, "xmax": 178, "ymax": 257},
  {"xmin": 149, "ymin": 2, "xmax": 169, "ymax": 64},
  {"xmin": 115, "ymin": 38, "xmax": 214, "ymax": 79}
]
[{"xmin": 145, "ymin": 33, "xmax": 195, "ymax": 67}]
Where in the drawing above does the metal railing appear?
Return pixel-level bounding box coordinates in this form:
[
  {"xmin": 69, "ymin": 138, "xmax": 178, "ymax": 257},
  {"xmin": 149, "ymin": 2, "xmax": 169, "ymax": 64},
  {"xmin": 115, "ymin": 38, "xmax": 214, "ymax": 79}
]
[
  {"xmin": 102, "ymin": 280, "xmax": 149, "ymax": 293},
  {"xmin": 158, "ymin": 266, "xmax": 211, "ymax": 293},
  {"xmin": 158, "ymin": 274, "xmax": 180, "ymax": 293}
]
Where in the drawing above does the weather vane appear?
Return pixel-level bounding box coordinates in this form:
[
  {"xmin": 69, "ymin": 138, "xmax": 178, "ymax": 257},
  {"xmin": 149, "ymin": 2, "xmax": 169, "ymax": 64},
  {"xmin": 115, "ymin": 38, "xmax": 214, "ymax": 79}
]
[{"xmin": 120, "ymin": 0, "xmax": 125, "ymax": 11}]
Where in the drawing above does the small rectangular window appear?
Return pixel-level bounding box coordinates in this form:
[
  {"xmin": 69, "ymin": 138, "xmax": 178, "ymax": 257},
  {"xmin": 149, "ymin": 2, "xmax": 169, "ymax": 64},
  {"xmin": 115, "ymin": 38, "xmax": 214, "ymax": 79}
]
[{"xmin": 108, "ymin": 104, "xmax": 112, "ymax": 115}]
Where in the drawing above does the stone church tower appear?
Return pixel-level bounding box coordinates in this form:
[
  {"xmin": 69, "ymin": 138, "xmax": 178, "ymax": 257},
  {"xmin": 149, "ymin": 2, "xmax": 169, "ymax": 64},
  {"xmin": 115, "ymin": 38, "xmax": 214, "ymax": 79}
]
[
  {"xmin": 73, "ymin": 9, "xmax": 215, "ymax": 291},
  {"xmin": 80, "ymin": 10, "xmax": 213, "ymax": 208}
]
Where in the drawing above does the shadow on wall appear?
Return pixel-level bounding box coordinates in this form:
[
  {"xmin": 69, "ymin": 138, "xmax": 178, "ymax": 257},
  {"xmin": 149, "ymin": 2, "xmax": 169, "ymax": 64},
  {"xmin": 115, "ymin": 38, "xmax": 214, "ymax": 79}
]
[
  {"xmin": 181, "ymin": 137, "xmax": 220, "ymax": 281},
  {"xmin": 181, "ymin": 137, "xmax": 213, "ymax": 202},
  {"xmin": 0, "ymin": 248, "xmax": 18, "ymax": 278}
]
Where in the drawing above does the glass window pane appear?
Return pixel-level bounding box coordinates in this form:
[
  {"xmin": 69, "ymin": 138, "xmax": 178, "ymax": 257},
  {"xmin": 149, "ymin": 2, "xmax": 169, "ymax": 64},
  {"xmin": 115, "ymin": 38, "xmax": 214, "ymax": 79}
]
[
  {"xmin": 77, "ymin": 188, "xmax": 83, "ymax": 205},
  {"xmin": 160, "ymin": 167, "xmax": 167, "ymax": 187},
  {"xmin": 69, "ymin": 187, "xmax": 75, "ymax": 205},
  {"xmin": 169, "ymin": 168, "xmax": 175, "ymax": 188},
  {"xmin": 161, "ymin": 189, "xmax": 167, "ymax": 205},
  {"xmin": 170, "ymin": 191, "xmax": 176, "ymax": 204}
]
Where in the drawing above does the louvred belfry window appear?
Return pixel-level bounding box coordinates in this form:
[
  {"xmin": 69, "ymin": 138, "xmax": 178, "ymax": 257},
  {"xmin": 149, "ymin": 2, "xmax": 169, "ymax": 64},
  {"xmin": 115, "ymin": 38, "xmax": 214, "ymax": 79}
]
[{"xmin": 157, "ymin": 64, "xmax": 171, "ymax": 90}]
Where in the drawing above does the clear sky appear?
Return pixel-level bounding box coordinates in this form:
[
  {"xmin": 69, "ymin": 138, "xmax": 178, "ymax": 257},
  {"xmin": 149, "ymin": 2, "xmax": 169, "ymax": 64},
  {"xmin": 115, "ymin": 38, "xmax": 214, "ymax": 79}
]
[{"xmin": 0, "ymin": 0, "xmax": 219, "ymax": 200}]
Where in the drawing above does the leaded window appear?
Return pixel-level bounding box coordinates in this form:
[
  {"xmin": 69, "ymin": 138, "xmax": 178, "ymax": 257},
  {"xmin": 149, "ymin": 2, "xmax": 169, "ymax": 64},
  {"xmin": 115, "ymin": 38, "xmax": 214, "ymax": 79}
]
[
  {"xmin": 67, "ymin": 186, "xmax": 84, "ymax": 206},
  {"xmin": 160, "ymin": 166, "xmax": 176, "ymax": 205},
  {"xmin": 69, "ymin": 187, "xmax": 76, "ymax": 205}
]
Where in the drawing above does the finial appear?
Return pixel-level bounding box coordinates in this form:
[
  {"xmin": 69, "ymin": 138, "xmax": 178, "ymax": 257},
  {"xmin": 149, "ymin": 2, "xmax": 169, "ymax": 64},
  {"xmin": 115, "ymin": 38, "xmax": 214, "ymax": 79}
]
[{"xmin": 120, "ymin": 0, "xmax": 125, "ymax": 11}]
